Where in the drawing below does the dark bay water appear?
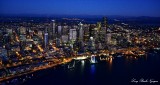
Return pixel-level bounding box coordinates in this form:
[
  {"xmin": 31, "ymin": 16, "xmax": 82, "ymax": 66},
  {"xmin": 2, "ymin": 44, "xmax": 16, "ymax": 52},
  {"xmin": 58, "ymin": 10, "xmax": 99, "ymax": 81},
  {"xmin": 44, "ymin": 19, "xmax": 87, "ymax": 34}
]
[{"xmin": 24, "ymin": 51, "xmax": 160, "ymax": 85}]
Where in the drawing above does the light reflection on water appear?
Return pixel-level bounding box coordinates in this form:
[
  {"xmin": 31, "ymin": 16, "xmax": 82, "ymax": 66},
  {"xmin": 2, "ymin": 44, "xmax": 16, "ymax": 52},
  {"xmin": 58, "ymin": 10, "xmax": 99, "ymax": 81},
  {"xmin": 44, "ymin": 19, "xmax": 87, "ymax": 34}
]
[
  {"xmin": 90, "ymin": 64, "xmax": 96, "ymax": 81},
  {"xmin": 80, "ymin": 60, "xmax": 85, "ymax": 73},
  {"xmin": 109, "ymin": 58, "xmax": 113, "ymax": 69},
  {"xmin": 90, "ymin": 64, "xmax": 95, "ymax": 75},
  {"xmin": 105, "ymin": 57, "xmax": 113, "ymax": 71}
]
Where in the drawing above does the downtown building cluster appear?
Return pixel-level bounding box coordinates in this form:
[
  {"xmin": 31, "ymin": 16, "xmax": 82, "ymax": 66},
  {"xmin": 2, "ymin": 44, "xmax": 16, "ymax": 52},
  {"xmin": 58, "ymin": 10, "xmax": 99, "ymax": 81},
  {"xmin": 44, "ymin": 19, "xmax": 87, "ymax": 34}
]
[{"xmin": 0, "ymin": 17, "xmax": 160, "ymax": 80}]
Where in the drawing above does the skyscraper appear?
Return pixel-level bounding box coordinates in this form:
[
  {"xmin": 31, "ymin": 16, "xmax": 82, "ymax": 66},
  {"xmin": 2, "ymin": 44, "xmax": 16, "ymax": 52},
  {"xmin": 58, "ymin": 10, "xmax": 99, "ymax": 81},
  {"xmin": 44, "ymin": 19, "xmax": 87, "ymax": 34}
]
[
  {"xmin": 89, "ymin": 24, "xmax": 96, "ymax": 38},
  {"xmin": 44, "ymin": 28, "xmax": 49, "ymax": 49},
  {"xmin": 69, "ymin": 29, "xmax": 77, "ymax": 41},
  {"xmin": 58, "ymin": 26, "xmax": 62, "ymax": 36},
  {"xmin": 52, "ymin": 20, "xmax": 56, "ymax": 41},
  {"xmin": 52, "ymin": 20, "xmax": 56, "ymax": 33},
  {"xmin": 83, "ymin": 25, "xmax": 90, "ymax": 42},
  {"xmin": 96, "ymin": 22, "xmax": 101, "ymax": 41},
  {"xmin": 69, "ymin": 29, "xmax": 77, "ymax": 49},
  {"xmin": 88, "ymin": 37, "xmax": 95, "ymax": 52},
  {"xmin": 78, "ymin": 22, "xmax": 84, "ymax": 42}
]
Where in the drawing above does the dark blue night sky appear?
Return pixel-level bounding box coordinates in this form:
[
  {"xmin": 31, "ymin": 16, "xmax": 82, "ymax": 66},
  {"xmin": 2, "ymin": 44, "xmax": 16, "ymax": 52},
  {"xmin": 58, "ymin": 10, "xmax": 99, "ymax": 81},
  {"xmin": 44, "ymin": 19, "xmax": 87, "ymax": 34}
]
[{"xmin": 0, "ymin": 0, "xmax": 160, "ymax": 17}]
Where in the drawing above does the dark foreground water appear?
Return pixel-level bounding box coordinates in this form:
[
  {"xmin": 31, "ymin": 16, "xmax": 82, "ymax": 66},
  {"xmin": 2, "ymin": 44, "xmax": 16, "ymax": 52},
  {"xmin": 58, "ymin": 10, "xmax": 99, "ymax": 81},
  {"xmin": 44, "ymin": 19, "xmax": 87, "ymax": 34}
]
[{"xmin": 24, "ymin": 50, "xmax": 160, "ymax": 85}]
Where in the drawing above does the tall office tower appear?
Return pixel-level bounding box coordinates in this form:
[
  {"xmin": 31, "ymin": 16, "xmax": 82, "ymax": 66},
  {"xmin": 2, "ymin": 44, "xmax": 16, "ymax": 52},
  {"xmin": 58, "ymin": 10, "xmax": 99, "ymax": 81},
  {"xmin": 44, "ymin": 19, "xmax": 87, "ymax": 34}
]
[
  {"xmin": 97, "ymin": 17, "xmax": 107, "ymax": 45},
  {"xmin": 58, "ymin": 26, "xmax": 62, "ymax": 36},
  {"xmin": 69, "ymin": 29, "xmax": 77, "ymax": 41},
  {"xmin": 46, "ymin": 27, "xmax": 52, "ymax": 44},
  {"xmin": 48, "ymin": 27, "xmax": 52, "ymax": 40},
  {"xmin": 88, "ymin": 37, "xmax": 95, "ymax": 52},
  {"xmin": 69, "ymin": 28, "xmax": 76, "ymax": 51},
  {"xmin": 78, "ymin": 22, "xmax": 84, "ymax": 42},
  {"xmin": 89, "ymin": 24, "xmax": 96, "ymax": 38},
  {"xmin": 44, "ymin": 28, "xmax": 49, "ymax": 49},
  {"xmin": 52, "ymin": 20, "xmax": 56, "ymax": 40},
  {"xmin": 62, "ymin": 25, "xmax": 69, "ymax": 35},
  {"xmin": 61, "ymin": 25, "xmax": 69, "ymax": 44},
  {"xmin": 96, "ymin": 22, "xmax": 101, "ymax": 41},
  {"xmin": 83, "ymin": 26, "xmax": 90, "ymax": 42}
]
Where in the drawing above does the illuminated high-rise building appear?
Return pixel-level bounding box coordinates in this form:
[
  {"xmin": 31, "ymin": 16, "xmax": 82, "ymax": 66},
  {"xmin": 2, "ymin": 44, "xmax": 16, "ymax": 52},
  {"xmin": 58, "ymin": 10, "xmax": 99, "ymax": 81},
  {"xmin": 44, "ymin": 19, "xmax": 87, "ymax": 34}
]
[
  {"xmin": 69, "ymin": 29, "xmax": 77, "ymax": 49},
  {"xmin": 52, "ymin": 20, "xmax": 56, "ymax": 41},
  {"xmin": 58, "ymin": 26, "xmax": 62, "ymax": 36},
  {"xmin": 83, "ymin": 25, "xmax": 90, "ymax": 42},
  {"xmin": 96, "ymin": 22, "xmax": 101, "ymax": 41},
  {"xmin": 88, "ymin": 37, "xmax": 95, "ymax": 52},
  {"xmin": 89, "ymin": 24, "xmax": 96, "ymax": 37},
  {"xmin": 78, "ymin": 22, "xmax": 84, "ymax": 42},
  {"xmin": 76, "ymin": 22, "xmax": 84, "ymax": 53},
  {"xmin": 102, "ymin": 17, "xmax": 108, "ymax": 38},
  {"xmin": 69, "ymin": 29, "xmax": 77, "ymax": 41},
  {"xmin": 44, "ymin": 28, "xmax": 49, "ymax": 49},
  {"xmin": 62, "ymin": 25, "xmax": 69, "ymax": 35},
  {"xmin": 52, "ymin": 20, "xmax": 56, "ymax": 34}
]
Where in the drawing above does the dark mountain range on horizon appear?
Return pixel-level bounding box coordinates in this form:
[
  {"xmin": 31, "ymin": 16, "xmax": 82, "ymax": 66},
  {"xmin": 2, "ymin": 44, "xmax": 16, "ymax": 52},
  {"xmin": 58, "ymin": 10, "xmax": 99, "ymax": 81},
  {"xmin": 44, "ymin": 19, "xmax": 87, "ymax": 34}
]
[
  {"xmin": 0, "ymin": 14, "xmax": 160, "ymax": 27},
  {"xmin": 0, "ymin": 14, "xmax": 160, "ymax": 18}
]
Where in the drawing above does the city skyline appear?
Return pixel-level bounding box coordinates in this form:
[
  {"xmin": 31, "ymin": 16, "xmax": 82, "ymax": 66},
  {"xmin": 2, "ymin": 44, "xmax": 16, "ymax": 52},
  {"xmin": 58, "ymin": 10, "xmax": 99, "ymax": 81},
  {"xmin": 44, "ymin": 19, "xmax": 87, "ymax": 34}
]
[
  {"xmin": 0, "ymin": 0, "xmax": 160, "ymax": 17},
  {"xmin": 0, "ymin": 0, "xmax": 160, "ymax": 85}
]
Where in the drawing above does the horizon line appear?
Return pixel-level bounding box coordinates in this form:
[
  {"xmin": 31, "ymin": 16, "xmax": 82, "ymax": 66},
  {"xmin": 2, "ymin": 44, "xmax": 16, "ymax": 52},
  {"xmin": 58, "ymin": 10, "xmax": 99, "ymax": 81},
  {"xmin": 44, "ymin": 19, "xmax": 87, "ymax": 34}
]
[{"xmin": 0, "ymin": 14, "xmax": 160, "ymax": 18}]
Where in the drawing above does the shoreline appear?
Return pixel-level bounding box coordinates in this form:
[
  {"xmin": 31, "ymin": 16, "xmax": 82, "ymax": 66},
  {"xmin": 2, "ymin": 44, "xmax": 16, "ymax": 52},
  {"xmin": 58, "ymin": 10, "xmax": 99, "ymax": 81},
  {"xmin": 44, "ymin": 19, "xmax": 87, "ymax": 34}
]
[{"xmin": 0, "ymin": 58, "xmax": 73, "ymax": 83}]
